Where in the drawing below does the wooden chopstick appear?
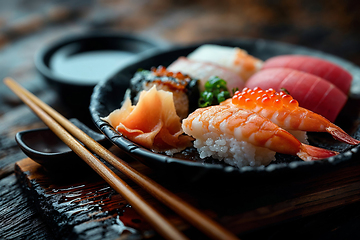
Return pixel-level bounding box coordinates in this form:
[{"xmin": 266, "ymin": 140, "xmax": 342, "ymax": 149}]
[
  {"xmin": 4, "ymin": 78, "xmax": 188, "ymax": 240},
  {"xmin": 4, "ymin": 77, "xmax": 240, "ymax": 240}
]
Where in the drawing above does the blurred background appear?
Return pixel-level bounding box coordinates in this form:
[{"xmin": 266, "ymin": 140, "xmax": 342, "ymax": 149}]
[
  {"xmin": 1, "ymin": 0, "xmax": 360, "ymax": 82},
  {"xmin": 2, "ymin": 0, "xmax": 360, "ymax": 118}
]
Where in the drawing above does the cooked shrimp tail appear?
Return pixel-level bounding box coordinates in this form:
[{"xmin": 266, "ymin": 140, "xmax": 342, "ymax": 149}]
[
  {"xmin": 232, "ymin": 87, "xmax": 360, "ymax": 145},
  {"xmin": 298, "ymin": 144, "xmax": 339, "ymax": 161},
  {"xmin": 326, "ymin": 125, "xmax": 360, "ymax": 145},
  {"xmin": 182, "ymin": 104, "xmax": 339, "ymax": 167}
]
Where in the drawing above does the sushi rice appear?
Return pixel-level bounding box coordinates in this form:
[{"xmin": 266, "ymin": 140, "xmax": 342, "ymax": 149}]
[{"xmin": 194, "ymin": 133, "xmax": 275, "ymax": 168}]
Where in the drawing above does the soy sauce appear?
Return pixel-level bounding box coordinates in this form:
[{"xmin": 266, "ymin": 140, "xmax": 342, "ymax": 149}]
[{"xmin": 50, "ymin": 43, "xmax": 135, "ymax": 85}]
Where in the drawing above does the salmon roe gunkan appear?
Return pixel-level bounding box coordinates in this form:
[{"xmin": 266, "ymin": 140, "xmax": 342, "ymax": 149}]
[{"xmin": 232, "ymin": 87, "xmax": 299, "ymax": 110}]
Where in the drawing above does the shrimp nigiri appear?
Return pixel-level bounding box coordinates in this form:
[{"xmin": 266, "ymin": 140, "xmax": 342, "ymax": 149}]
[
  {"xmin": 228, "ymin": 87, "xmax": 360, "ymax": 145},
  {"xmin": 182, "ymin": 105, "xmax": 338, "ymax": 168}
]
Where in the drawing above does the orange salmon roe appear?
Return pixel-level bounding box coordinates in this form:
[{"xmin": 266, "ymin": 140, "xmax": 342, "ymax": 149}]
[{"xmin": 232, "ymin": 87, "xmax": 299, "ymax": 110}]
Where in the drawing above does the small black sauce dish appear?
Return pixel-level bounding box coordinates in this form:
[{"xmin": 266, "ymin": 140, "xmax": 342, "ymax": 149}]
[
  {"xmin": 35, "ymin": 31, "xmax": 166, "ymax": 124},
  {"xmin": 15, "ymin": 118, "xmax": 111, "ymax": 172}
]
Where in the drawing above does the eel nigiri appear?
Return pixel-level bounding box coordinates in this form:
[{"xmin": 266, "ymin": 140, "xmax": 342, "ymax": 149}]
[
  {"xmin": 129, "ymin": 66, "xmax": 199, "ymax": 119},
  {"xmin": 262, "ymin": 55, "xmax": 353, "ymax": 94},
  {"xmin": 182, "ymin": 104, "xmax": 338, "ymax": 168},
  {"xmin": 245, "ymin": 68, "xmax": 347, "ymax": 122},
  {"xmin": 228, "ymin": 87, "xmax": 360, "ymax": 145}
]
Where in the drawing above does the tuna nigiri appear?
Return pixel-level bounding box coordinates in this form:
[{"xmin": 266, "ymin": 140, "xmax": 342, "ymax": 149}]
[
  {"xmin": 245, "ymin": 68, "xmax": 347, "ymax": 122},
  {"xmin": 182, "ymin": 104, "xmax": 338, "ymax": 168},
  {"xmin": 262, "ymin": 55, "xmax": 353, "ymax": 94},
  {"xmin": 168, "ymin": 57, "xmax": 245, "ymax": 92},
  {"xmin": 227, "ymin": 87, "xmax": 360, "ymax": 145}
]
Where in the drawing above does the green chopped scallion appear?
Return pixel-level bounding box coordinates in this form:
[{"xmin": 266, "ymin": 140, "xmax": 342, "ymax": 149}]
[{"xmin": 198, "ymin": 76, "xmax": 231, "ymax": 107}]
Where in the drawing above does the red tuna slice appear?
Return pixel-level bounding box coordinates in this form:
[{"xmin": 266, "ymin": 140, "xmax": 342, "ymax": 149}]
[
  {"xmin": 246, "ymin": 68, "xmax": 347, "ymax": 122},
  {"xmin": 168, "ymin": 57, "xmax": 245, "ymax": 92},
  {"xmin": 262, "ymin": 55, "xmax": 352, "ymax": 94}
]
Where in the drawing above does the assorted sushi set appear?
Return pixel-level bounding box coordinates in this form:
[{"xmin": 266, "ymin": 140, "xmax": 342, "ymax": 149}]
[{"xmin": 91, "ymin": 40, "xmax": 360, "ymax": 178}]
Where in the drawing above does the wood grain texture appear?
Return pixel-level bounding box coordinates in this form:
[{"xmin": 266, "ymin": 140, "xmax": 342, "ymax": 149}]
[
  {"xmin": 13, "ymin": 153, "xmax": 360, "ymax": 239},
  {"xmin": 15, "ymin": 157, "xmax": 190, "ymax": 240},
  {"xmin": 0, "ymin": 174, "xmax": 55, "ymax": 240}
]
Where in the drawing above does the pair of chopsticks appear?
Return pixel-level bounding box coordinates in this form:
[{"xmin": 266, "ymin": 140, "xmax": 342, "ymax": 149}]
[{"xmin": 4, "ymin": 78, "xmax": 240, "ymax": 240}]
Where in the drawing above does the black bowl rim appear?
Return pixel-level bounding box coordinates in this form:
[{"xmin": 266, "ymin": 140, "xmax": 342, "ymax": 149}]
[
  {"xmin": 15, "ymin": 118, "xmax": 110, "ymax": 162},
  {"xmin": 34, "ymin": 31, "xmax": 168, "ymax": 87},
  {"xmin": 16, "ymin": 128, "xmax": 72, "ymax": 157},
  {"xmin": 90, "ymin": 37, "xmax": 360, "ymax": 178}
]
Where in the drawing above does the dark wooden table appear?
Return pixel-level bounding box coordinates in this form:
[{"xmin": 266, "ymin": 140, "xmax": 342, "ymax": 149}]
[{"xmin": 1, "ymin": 1, "xmax": 360, "ymax": 239}]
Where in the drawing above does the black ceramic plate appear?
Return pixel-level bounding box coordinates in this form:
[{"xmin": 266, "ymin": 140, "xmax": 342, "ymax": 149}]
[{"xmin": 90, "ymin": 39, "xmax": 360, "ymax": 183}]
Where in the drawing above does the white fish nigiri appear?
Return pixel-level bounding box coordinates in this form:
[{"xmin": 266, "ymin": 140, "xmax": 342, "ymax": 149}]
[
  {"xmin": 187, "ymin": 44, "xmax": 263, "ymax": 80},
  {"xmin": 168, "ymin": 57, "xmax": 245, "ymax": 91}
]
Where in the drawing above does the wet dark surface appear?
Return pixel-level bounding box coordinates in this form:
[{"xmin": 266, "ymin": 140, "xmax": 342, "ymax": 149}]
[{"xmin": 2, "ymin": 0, "xmax": 360, "ymax": 239}]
